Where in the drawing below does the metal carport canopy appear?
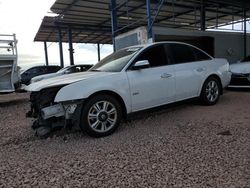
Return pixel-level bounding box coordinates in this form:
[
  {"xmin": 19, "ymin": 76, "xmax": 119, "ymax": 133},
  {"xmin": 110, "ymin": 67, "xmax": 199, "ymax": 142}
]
[
  {"xmin": 34, "ymin": 0, "xmax": 250, "ymax": 44},
  {"xmin": 34, "ymin": 16, "xmax": 112, "ymax": 44}
]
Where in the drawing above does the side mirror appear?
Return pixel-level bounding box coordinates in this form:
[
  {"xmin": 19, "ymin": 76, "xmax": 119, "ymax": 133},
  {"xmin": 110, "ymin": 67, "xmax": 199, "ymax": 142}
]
[{"xmin": 132, "ymin": 60, "xmax": 150, "ymax": 70}]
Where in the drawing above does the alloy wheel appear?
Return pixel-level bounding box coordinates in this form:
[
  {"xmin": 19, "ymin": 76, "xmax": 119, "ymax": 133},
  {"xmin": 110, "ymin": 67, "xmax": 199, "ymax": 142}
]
[
  {"xmin": 205, "ymin": 80, "xmax": 219, "ymax": 102},
  {"xmin": 87, "ymin": 101, "xmax": 117, "ymax": 133}
]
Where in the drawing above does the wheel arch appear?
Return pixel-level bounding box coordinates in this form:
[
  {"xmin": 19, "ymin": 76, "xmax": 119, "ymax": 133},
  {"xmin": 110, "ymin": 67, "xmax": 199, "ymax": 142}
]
[
  {"xmin": 86, "ymin": 90, "xmax": 128, "ymax": 119},
  {"xmin": 200, "ymin": 74, "xmax": 223, "ymax": 95}
]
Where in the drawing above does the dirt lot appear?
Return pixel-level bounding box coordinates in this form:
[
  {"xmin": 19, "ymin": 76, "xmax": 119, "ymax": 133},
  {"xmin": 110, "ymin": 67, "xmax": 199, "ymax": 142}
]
[{"xmin": 0, "ymin": 91, "xmax": 249, "ymax": 187}]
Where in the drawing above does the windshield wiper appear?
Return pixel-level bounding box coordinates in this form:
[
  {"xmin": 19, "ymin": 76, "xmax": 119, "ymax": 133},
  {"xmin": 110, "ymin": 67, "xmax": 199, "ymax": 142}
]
[{"xmin": 90, "ymin": 69, "xmax": 101, "ymax": 72}]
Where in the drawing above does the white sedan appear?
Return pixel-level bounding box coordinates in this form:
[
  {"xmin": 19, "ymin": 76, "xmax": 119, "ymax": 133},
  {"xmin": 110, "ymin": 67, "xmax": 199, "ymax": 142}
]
[{"xmin": 25, "ymin": 42, "xmax": 231, "ymax": 138}]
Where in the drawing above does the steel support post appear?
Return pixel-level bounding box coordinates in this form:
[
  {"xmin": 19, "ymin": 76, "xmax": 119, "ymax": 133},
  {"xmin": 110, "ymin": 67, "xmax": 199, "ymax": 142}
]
[
  {"xmin": 58, "ymin": 28, "xmax": 64, "ymax": 68},
  {"xmin": 44, "ymin": 42, "xmax": 49, "ymax": 66},
  {"xmin": 97, "ymin": 43, "xmax": 101, "ymax": 61},
  {"xmin": 146, "ymin": 0, "xmax": 153, "ymax": 42},
  {"xmin": 200, "ymin": 1, "xmax": 206, "ymax": 31},
  {"xmin": 110, "ymin": 0, "xmax": 117, "ymax": 52},
  {"xmin": 68, "ymin": 27, "xmax": 74, "ymax": 65},
  {"xmin": 243, "ymin": 9, "xmax": 247, "ymax": 58}
]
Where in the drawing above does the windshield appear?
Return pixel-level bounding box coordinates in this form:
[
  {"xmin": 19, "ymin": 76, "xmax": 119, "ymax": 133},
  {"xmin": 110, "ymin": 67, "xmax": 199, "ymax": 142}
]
[{"xmin": 89, "ymin": 47, "xmax": 141, "ymax": 72}]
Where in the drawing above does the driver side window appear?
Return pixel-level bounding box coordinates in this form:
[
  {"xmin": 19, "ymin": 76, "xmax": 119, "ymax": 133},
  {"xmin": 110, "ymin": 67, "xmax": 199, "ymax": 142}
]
[{"xmin": 135, "ymin": 45, "xmax": 168, "ymax": 68}]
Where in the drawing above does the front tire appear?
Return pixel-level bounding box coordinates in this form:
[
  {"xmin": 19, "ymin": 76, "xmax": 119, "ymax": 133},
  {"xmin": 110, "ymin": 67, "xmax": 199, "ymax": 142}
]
[
  {"xmin": 80, "ymin": 94, "xmax": 122, "ymax": 137},
  {"xmin": 200, "ymin": 77, "xmax": 221, "ymax": 105}
]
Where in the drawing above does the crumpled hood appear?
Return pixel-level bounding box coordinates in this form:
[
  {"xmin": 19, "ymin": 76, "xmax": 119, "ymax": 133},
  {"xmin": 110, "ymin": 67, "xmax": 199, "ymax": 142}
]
[
  {"xmin": 25, "ymin": 71, "xmax": 114, "ymax": 92},
  {"xmin": 230, "ymin": 62, "xmax": 250, "ymax": 74}
]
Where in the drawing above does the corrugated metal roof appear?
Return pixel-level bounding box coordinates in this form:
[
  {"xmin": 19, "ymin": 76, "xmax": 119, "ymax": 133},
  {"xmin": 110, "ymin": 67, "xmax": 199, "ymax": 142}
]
[
  {"xmin": 34, "ymin": 0, "xmax": 250, "ymax": 43},
  {"xmin": 34, "ymin": 16, "xmax": 112, "ymax": 43}
]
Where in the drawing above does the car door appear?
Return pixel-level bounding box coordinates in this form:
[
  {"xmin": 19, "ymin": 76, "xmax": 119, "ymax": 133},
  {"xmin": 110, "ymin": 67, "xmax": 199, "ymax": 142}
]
[
  {"xmin": 168, "ymin": 43, "xmax": 209, "ymax": 101},
  {"xmin": 126, "ymin": 44, "xmax": 175, "ymax": 112}
]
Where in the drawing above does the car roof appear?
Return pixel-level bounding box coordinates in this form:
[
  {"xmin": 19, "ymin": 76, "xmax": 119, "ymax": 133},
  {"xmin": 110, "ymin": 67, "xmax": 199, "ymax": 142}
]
[
  {"xmin": 70, "ymin": 64, "xmax": 93, "ymax": 67},
  {"xmin": 29, "ymin": 65, "xmax": 60, "ymax": 68},
  {"xmin": 122, "ymin": 41, "xmax": 213, "ymax": 59},
  {"xmin": 124, "ymin": 41, "xmax": 206, "ymax": 49}
]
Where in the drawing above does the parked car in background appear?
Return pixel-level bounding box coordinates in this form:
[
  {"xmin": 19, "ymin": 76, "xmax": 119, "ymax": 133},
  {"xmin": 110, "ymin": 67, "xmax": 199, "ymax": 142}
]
[
  {"xmin": 31, "ymin": 64, "xmax": 93, "ymax": 84},
  {"xmin": 21, "ymin": 65, "xmax": 61, "ymax": 85},
  {"xmin": 25, "ymin": 42, "xmax": 231, "ymax": 138},
  {"xmin": 228, "ymin": 55, "xmax": 250, "ymax": 88}
]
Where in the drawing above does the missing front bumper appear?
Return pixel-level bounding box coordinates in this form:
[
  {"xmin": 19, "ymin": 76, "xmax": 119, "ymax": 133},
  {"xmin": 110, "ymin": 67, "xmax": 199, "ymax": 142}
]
[
  {"xmin": 40, "ymin": 102, "xmax": 80, "ymax": 120},
  {"xmin": 41, "ymin": 104, "xmax": 65, "ymax": 120}
]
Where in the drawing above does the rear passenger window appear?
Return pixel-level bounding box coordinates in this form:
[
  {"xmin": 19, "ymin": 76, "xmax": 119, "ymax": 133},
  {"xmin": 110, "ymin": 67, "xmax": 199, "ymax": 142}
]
[
  {"xmin": 135, "ymin": 45, "xmax": 168, "ymax": 67},
  {"xmin": 169, "ymin": 44, "xmax": 195, "ymax": 64},
  {"xmin": 191, "ymin": 47, "xmax": 211, "ymax": 61}
]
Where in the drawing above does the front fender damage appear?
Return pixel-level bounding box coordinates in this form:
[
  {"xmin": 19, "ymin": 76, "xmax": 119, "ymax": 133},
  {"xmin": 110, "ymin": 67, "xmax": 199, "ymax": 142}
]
[{"xmin": 26, "ymin": 86, "xmax": 83, "ymax": 138}]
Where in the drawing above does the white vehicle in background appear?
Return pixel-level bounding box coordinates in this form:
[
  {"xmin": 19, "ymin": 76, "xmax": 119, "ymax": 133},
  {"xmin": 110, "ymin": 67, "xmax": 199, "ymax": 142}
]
[
  {"xmin": 0, "ymin": 34, "xmax": 20, "ymax": 93},
  {"xmin": 25, "ymin": 42, "xmax": 231, "ymax": 138},
  {"xmin": 30, "ymin": 64, "xmax": 93, "ymax": 84},
  {"xmin": 228, "ymin": 56, "xmax": 250, "ymax": 88}
]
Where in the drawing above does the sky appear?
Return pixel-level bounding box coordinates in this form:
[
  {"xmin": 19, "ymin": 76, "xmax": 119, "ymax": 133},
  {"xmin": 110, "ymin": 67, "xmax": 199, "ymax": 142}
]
[{"xmin": 0, "ymin": 0, "xmax": 113, "ymax": 70}]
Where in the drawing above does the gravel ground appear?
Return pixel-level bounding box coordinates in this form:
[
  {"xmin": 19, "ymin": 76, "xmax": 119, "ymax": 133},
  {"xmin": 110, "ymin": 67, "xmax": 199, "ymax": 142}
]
[{"xmin": 0, "ymin": 91, "xmax": 249, "ymax": 187}]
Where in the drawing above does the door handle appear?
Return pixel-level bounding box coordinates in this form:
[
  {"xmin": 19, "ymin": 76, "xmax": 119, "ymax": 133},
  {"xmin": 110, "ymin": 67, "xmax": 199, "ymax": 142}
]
[
  {"xmin": 196, "ymin": 67, "xmax": 205, "ymax": 72},
  {"xmin": 161, "ymin": 73, "xmax": 172, "ymax": 79}
]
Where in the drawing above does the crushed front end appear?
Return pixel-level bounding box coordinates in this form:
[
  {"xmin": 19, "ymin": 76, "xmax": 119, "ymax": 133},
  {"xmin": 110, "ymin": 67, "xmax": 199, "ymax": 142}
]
[{"xmin": 26, "ymin": 86, "xmax": 82, "ymax": 138}]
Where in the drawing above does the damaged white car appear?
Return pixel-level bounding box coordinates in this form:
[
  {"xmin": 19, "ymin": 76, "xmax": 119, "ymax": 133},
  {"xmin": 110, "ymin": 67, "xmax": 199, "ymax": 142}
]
[{"xmin": 25, "ymin": 42, "xmax": 231, "ymax": 138}]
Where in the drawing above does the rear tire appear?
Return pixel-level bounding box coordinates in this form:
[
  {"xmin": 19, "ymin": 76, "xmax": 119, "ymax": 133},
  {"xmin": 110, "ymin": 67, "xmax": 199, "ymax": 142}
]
[
  {"xmin": 200, "ymin": 77, "xmax": 221, "ymax": 105},
  {"xmin": 80, "ymin": 94, "xmax": 122, "ymax": 137}
]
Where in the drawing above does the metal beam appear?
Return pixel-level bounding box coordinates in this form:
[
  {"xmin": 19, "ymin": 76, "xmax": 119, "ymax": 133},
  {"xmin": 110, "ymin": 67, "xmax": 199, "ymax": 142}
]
[
  {"xmin": 44, "ymin": 41, "xmax": 49, "ymax": 66},
  {"xmin": 243, "ymin": 9, "xmax": 247, "ymax": 58},
  {"xmin": 200, "ymin": 1, "xmax": 206, "ymax": 31},
  {"xmin": 58, "ymin": 28, "xmax": 64, "ymax": 68},
  {"xmin": 149, "ymin": 0, "xmax": 165, "ymax": 30},
  {"xmin": 110, "ymin": 0, "xmax": 118, "ymax": 51},
  {"xmin": 97, "ymin": 43, "xmax": 101, "ymax": 61},
  {"xmin": 68, "ymin": 27, "xmax": 74, "ymax": 65},
  {"xmin": 146, "ymin": 0, "xmax": 153, "ymax": 41}
]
